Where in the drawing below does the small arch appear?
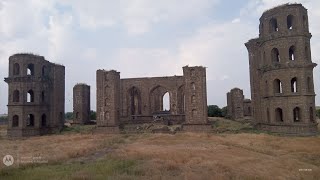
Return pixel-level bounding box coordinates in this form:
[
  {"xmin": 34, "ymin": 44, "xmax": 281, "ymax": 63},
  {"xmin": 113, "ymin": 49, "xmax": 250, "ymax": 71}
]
[
  {"xmin": 271, "ymin": 48, "xmax": 280, "ymax": 62},
  {"xmin": 248, "ymin": 107, "xmax": 251, "ymax": 114},
  {"xmin": 27, "ymin": 64, "xmax": 34, "ymax": 76},
  {"xmin": 305, "ymin": 46, "xmax": 310, "ymax": 61},
  {"xmin": 269, "ymin": 18, "xmax": 278, "ymax": 32},
  {"xmin": 289, "ymin": 46, "xmax": 295, "ymax": 60},
  {"xmin": 27, "ymin": 114, "xmax": 35, "ymax": 127},
  {"xmin": 303, "ymin": 16, "xmax": 307, "ymax": 29},
  {"xmin": 191, "ymin": 82, "xmax": 196, "ymax": 91},
  {"xmin": 307, "ymin": 77, "xmax": 312, "ymax": 92},
  {"xmin": 13, "ymin": 90, "xmax": 20, "ymax": 102},
  {"xmin": 191, "ymin": 95, "xmax": 196, "ymax": 103},
  {"xmin": 265, "ymin": 80, "xmax": 268, "ymax": 97},
  {"xmin": 293, "ymin": 107, "xmax": 300, "ymax": 122},
  {"xmin": 192, "ymin": 109, "xmax": 197, "ymax": 117},
  {"xmin": 310, "ymin": 107, "xmax": 314, "ymax": 122},
  {"xmin": 13, "ymin": 63, "xmax": 20, "ymax": 75},
  {"xmin": 267, "ymin": 108, "xmax": 270, "ymax": 123},
  {"xmin": 42, "ymin": 65, "xmax": 47, "ymax": 76},
  {"xmin": 41, "ymin": 114, "xmax": 47, "ymax": 127},
  {"xmin": 275, "ymin": 108, "xmax": 283, "ymax": 122},
  {"xmin": 12, "ymin": 115, "xmax": 19, "ymax": 127},
  {"xmin": 41, "ymin": 91, "xmax": 45, "ymax": 102},
  {"xmin": 162, "ymin": 92, "xmax": 170, "ymax": 111},
  {"xmin": 104, "ymin": 98, "xmax": 108, "ymax": 106},
  {"xmin": 287, "ymin": 15, "xmax": 294, "ymax": 30},
  {"xmin": 291, "ymin": 77, "xmax": 297, "ymax": 93},
  {"xmin": 273, "ymin": 79, "xmax": 282, "ymax": 94},
  {"xmin": 27, "ymin": 90, "xmax": 34, "ymax": 102}
]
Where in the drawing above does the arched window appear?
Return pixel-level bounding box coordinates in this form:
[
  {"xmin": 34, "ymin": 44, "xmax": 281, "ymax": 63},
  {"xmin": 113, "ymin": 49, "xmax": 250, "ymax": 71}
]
[
  {"xmin": 27, "ymin": 64, "xmax": 34, "ymax": 75},
  {"xmin": 27, "ymin": 114, "xmax": 35, "ymax": 127},
  {"xmin": 293, "ymin": 107, "xmax": 300, "ymax": 122},
  {"xmin": 307, "ymin": 77, "xmax": 312, "ymax": 92},
  {"xmin": 291, "ymin": 77, "xmax": 297, "ymax": 93},
  {"xmin": 13, "ymin": 63, "xmax": 20, "ymax": 75},
  {"xmin": 269, "ymin": 18, "xmax": 278, "ymax": 32},
  {"xmin": 287, "ymin": 15, "xmax": 294, "ymax": 30},
  {"xmin": 273, "ymin": 79, "xmax": 282, "ymax": 94},
  {"xmin": 13, "ymin": 90, "xmax": 20, "ymax": 102},
  {"xmin": 42, "ymin": 65, "xmax": 47, "ymax": 76},
  {"xmin": 41, "ymin": 114, "xmax": 47, "ymax": 127},
  {"xmin": 191, "ymin": 95, "xmax": 196, "ymax": 104},
  {"xmin": 27, "ymin": 90, "xmax": 34, "ymax": 102},
  {"xmin": 271, "ymin": 48, "xmax": 280, "ymax": 62},
  {"xmin": 162, "ymin": 92, "xmax": 170, "ymax": 111},
  {"xmin": 12, "ymin": 115, "xmax": 19, "ymax": 127},
  {"xmin": 310, "ymin": 107, "xmax": 314, "ymax": 122},
  {"xmin": 192, "ymin": 109, "xmax": 197, "ymax": 117},
  {"xmin": 275, "ymin": 108, "xmax": 283, "ymax": 122},
  {"xmin": 41, "ymin": 91, "xmax": 45, "ymax": 102},
  {"xmin": 303, "ymin": 16, "xmax": 307, "ymax": 29},
  {"xmin": 305, "ymin": 46, "xmax": 309, "ymax": 61},
  {"xmin": 191, "ymin": 82, "xmax": 196, "ymax": 91},
  {"xmin": 289, "ymin": 46, "xmax": 295, "ymax": 60}
]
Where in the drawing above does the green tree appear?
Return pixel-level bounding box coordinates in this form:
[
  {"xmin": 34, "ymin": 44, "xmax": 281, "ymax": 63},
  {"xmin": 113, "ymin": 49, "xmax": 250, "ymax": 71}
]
[
  {"xmin": 90, "ymin": 110, "xmax": 96, "ymax": 120},
  {"xmin": 316, "ymin": 109, "xmax": 320, "ymax": 118},
  {"xmin": 221, "ymin": 106, "xmax": 228, "ymax": 117},
  {"xmin": 208, "ymin": 105, "xmax": 222, "ymax": 117},
  {"xmin": 65, "ymin": 112, "xmax": 73, "ymax": 120}
]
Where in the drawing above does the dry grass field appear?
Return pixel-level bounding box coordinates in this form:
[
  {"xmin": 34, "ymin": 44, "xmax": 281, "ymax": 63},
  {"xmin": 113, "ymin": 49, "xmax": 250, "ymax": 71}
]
[{"xmin": 0, "ymin": 119, "xmax": 320, "ymax": 180}]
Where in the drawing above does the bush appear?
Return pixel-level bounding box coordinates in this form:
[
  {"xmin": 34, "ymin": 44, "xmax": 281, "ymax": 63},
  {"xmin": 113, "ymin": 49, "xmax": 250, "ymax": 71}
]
[{"xmin": 208, "ymin": 105, "xmax": 222, "ymax": 117}]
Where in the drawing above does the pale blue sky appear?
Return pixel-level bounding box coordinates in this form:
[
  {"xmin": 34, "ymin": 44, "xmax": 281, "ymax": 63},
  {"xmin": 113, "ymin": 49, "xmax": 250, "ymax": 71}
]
[{"xmin": 0, "ymin": 0, "xmax": 319, "ymax": 113}]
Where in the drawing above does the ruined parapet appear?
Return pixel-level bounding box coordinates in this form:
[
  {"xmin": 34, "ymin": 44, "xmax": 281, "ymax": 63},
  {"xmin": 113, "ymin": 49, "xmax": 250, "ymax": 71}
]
[
  {"xmin": 4, "ymin": 53, "xmax": 65, "ymax": 137},
  {"xmin": 226, "ymin": 88, "xmax": 245, "ymax": 120},
  {"xmin": 246, "ymin": 4, "xmax": 317, "ymax": 135},
  {"xmin": 73, "ymin": 83, "xmax": 90, "ymax": 124}
]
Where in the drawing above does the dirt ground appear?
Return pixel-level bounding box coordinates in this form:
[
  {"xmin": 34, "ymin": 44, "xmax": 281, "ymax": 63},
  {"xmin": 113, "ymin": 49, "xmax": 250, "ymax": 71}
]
[{"xmin": 0, "ymin": 119, "xmax": 320, "ymax": 179}]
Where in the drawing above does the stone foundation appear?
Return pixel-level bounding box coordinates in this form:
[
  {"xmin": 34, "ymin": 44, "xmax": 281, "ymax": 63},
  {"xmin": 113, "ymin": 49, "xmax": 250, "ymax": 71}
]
[
  {"xmin": 182, "ymin": 124, "xmax": 212, "ymax": 132},
  {"xmin": 257, "ymin": 123, "xmax": 318, "ymax": 136},
  {"xmin": 95, "ymin": 126, "xmax": 120, "ymax": 134}
]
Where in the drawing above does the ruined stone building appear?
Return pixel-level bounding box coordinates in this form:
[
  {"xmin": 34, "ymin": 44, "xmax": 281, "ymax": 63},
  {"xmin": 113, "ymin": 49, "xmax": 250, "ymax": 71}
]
[
  {"xmin": 245, "ymin": 4, "xmax": 318, "ymax": 135},
  {"xmin": 73, "ymin": 84, "xmax": 90, "ymax": 124},
  {"xmin": 226, "ymin": 88, "xmax": 252, "ymax": 120},
  {"xmin": 96, "ymin": 66, "xmax": 210, "ymax": 132},
  {"xmin": 4, "ymin": 53, "xmax": 65, "ymax": 137}
]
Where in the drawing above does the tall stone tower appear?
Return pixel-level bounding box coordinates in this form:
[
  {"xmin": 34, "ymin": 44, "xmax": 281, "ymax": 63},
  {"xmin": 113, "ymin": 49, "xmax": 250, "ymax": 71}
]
[
  {"xmin": 96, "ymin": 70, "xmax": 120, "ymax": 132},
  {"xmin": 245, "ymin": 4, "xmax": 317, "ymax": 135},
  {"xmin": 73, "ymin": 84, "xmax": 90, "ymax": 124},
  {"xmin": 227, "ymin": 88, "xmax": 245, "ymax": 120},
  {"xmin": 4, "ymin": 53, "xmax": 65, "ymax": 137},
  {"xmin": 183, "ymin": 66, "xmax": 209, "ymax": 131}
]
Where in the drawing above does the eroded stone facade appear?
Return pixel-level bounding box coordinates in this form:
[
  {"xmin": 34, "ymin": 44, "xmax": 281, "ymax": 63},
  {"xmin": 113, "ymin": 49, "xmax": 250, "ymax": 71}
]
[
  {"xmin": 5, "ymin": 53, "xmax": 65, "ymax": 137},
  {"xmin": 245, "ymin": 4, "xmax": 318, "ymax": 135},
  {"xmin": 96, "ymin": 66, "xmax": 209, "ymax": 132},
  {"xmin": 227, "ymin": 88, "xmax": 252, "ymax": 120},
  {"xmin": 73, "ymin": 84, "xmax": 90, "ymax": 124}
]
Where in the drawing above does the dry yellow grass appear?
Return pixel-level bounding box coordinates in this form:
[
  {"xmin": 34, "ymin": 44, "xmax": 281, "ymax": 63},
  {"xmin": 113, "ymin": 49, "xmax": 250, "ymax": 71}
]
[{"xmin": 0, "ymin": 121, "xmax": 320, "ymax": 179}]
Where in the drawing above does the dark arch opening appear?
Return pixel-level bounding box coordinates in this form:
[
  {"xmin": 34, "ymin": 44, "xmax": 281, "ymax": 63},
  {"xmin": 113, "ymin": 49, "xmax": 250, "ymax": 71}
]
[
  {"xmin": 293, "ymin": 107, "xmax": 300, "ymax": 122},
  {"xmin": 12, "ymin": 115, "xmax": 19, "ymax": 127},
  {"xmin": 129, "ymin": 87, "xmax": 142, "ymax": 115},
  {"xmin": 310, "ymin": 107, "xmax": 315, "ymax": 122},
  {"xmin": 27, "ymin": 114, "xmax": 35, "ymax": 127},
  {"xmin": 13, "ymin": 63, "xmax": 20, "ymax": 75},
  {"xmin": 27, "ymin": 90, "xmax": 34, "ymax": 102},
  {"xmin": 41, "ymin": 114, "xmax": 47, "ymax": 127},
  {"xmin": 27, "ymin": 64, "xmax": 34, "ymax": 75},
  {"xmin": 41, "ymin": 91, "xmax": 45, "ymax": 102},
  {"xmin": 271, "ymin": 48, "xmax": 280, "ymax": 62},
  {"xmin": 307, "ymin": 77, "xmax": 312, "ymax": 93},
  {"xmin": 267, "ymin": 108, "xmax": 270, "ymax": 123},
  {"xmin": 273, "ymin": 79, "xmax": 282, "ymax": 94},
  {"xmin": 13, "ymin": 90, "xmax": 20, "ymax": 102},
  {"xmin": 287, "ymin": 15, "xmax": 294, "ymax": 30},
  {"xmin": 42, "ymin": 65, "xmax": 47, "ymax": 76},
  {"xmin": 275, "ymin": 108, "xmax": 283, "ymax": 122},
  {"xmin": 291, "ymin": 77, "xmax": 297, "ymax": 93},
  {"xmin": 289, "ymin": 46, "xmax": 295, "ymax": 60},
  {"xmin": 269, "ymin": 18, "xmax": 278, "ymax": 32}
]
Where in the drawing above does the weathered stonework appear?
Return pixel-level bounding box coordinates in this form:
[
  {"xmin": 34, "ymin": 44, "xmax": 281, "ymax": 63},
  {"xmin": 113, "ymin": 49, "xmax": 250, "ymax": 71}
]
[
  {"xmin": 245, "ymin": 4, "xmax": 318, "ymax": 135},
  {"xmin": 226, "ymin": 88, "xmax": 252, "ymax": 120},
  {"xmin": 96, "ymin": 66, "xmax": 209, "ymax": 132},
  {"xmin": 73, "ymin": 84, "xmax": 90, "ymax": 124},
  {"xmin": 4, "ymin": 53, "xmax": 65, "ymax": 137}
]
